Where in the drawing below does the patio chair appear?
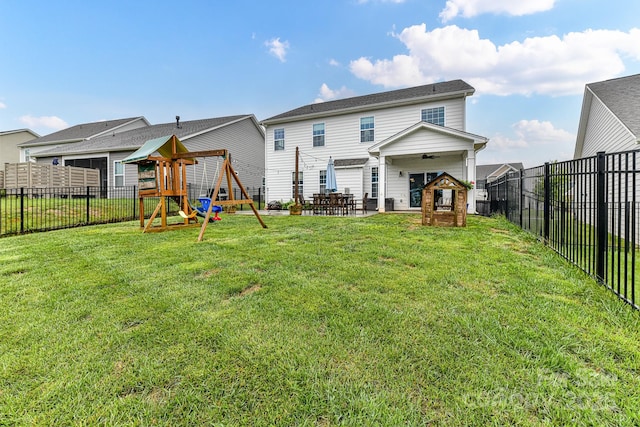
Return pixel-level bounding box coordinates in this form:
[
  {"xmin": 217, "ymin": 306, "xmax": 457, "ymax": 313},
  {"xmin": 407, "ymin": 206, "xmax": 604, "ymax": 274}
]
[
  {"xmin": 361, "ymin": 193, "xmax": 368, "ymax": 213},
  {"xmin": 299, "ymin": 194, "xmax": 310, "ymax": 213}
]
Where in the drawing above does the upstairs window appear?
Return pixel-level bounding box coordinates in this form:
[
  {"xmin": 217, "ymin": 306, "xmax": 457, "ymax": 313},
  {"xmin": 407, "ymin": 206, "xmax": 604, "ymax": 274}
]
[
  {"xmin": 313, "ymin": 123, "xmax": 325, "ymax": 147},
  {"xmin": 421, "ymin": 107, "xmax": 445, "ymax": 126},
  {"xmin": 274, "ymin": 128, "xmax": 285, "ymax": 151},
  {"xmin": 360, "ymin": 116, "xmax": 374, "ymax": 143}
]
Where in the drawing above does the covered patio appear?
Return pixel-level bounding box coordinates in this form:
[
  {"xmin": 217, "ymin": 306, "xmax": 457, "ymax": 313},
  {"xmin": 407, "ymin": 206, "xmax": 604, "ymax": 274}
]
[{"xmin": 367, "ymin": 121, "xmax": 488, "ymax": 213}]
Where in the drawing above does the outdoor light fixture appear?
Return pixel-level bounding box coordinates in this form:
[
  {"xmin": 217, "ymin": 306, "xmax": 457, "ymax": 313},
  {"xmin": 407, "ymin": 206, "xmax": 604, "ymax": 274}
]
[{"xmin": 399, "ymin": 170, "xmax": 403, "ymax": 177}]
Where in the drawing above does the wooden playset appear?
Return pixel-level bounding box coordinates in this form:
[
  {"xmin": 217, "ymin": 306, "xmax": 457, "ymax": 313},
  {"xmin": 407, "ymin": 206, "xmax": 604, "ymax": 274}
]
[{"xmin": 122, "ymin": 135, "xmax": 266, "ymax": 241}]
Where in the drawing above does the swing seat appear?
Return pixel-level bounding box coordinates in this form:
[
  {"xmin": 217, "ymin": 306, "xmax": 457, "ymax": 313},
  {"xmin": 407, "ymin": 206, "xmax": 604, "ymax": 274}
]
[{"xmin": 194, "ymin": 197, "xmax": 222, "ymax": 221}]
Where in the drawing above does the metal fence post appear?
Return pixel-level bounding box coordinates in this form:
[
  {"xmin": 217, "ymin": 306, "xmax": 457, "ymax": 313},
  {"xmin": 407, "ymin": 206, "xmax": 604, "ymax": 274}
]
[
  {"xmin": 86, "ymin": 186, "xmax": 91, "ymax": 223},
  {"xmin": 596, "ymin": 151, "xmax": 607, "ymax": 282},
  {"xmin": 20, "ymin": 187, "xmax": 25, "ymax": 234},
  {"xmin": 519, "ymin": 169, "xmax": 524, "ymax": 228},
  {"xmin": 543, "ymin": 162, "xmax": 550, "ymax": 243}
]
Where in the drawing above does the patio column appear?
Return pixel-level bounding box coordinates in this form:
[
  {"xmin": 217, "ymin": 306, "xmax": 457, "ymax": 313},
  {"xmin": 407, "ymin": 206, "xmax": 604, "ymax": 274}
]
[
  {"xmin": 466, "ymin": 149, "xmax": 476, "ymax": 213},
  {"xmin": 378, "ymin": 155, "xmax": 386, "ymax": 212}
]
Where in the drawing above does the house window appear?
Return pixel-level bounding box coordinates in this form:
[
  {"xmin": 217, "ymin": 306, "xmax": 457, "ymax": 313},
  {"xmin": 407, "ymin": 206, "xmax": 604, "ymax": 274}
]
[
  {"xmin": 24, "ymin": 148, "xmax": 31, "ymax": 162},
  {"xmin": 114, "ymin": 160, "xmax": 124, "ymax": 187},
  {"xmin": 292, "ymin": 171, "xmax": 303, "ymax": 198},
  {"xmin": 371, "ymin": 167, "xmax": 378, "ymax": 199},
  {"xmin": 360, "ymin": 116, "xmax": 374, "ymax": 143},
  {"xmin": 313, "ymin": 123, "xmax": 325, "ymax": 147},
  {"xmin": 274, "ymin": 128, "xmax": 285, "ymax": 151},
  {"xmin": 319, "ymin": 170, "xmax": 326, "ymax": 194},
  {"xmin": 421, "ymin": 107, "xmax": 445, "ymax": 126}
]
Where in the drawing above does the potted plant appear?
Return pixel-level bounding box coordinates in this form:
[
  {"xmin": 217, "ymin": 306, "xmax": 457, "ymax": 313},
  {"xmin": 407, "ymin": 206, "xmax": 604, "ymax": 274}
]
[
  {"xmin": 461, "ymin": 180, "xmax": 475, "ymax": 190},
  {"xmin": 289, "ymin": 202, "xmax": 303, "ymax": 215}
]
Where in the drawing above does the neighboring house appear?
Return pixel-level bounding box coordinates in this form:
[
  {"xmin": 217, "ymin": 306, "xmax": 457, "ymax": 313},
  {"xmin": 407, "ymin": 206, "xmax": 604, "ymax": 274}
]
[
  {"xmin": 18, "ymin": 117, "xmax": 149, "ymax": 165},
  {"xmin": 0, "ymin": 129, "xmax": 39, "ymax": 164},
  {"xmin": 574, "ymin": 73, "xmax": 640, "ymax": 158},
  {"xmin": 572, "ymin": 74, "xmax": 640, "ymax": 245},
  {"xmin": 261, "ymin": 80, "xmax": 488, "ymax": 212},
  {"xmin": 475, "ymin": 163, "xmax": 524, "ymax": 201},
  {"xmin": 32, "ymin": 115, "xmax": 265, "ymax": 195}
]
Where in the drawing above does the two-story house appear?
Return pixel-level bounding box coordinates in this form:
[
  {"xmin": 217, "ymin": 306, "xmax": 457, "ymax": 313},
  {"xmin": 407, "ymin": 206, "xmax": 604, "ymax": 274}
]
[{"xmin": 261, "ymin": 80, "xmax": 488, "ymax": 212}]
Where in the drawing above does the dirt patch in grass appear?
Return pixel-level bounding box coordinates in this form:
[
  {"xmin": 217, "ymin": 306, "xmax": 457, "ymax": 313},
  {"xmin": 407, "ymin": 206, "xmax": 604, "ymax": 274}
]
[{"xmin": 240, "ymin": 284, "xmax": 261, "ymax": 296}]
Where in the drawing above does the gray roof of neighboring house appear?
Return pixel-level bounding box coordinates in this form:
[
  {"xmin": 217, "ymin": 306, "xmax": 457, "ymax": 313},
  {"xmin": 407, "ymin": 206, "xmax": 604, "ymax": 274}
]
[
  {"xmin": 19, "ymin": 117, "xmax": 147, "ymax": 147},
  {"xmin": 0, "ymin": 129, "xmax": 40, "ymax": 138},
  {"xmin": 588, "ymin": 74, "xmax": 640, "ymax": 137},
  {"xmin": 476, "ymin": 163, "xmax": 524, "ymax": 180},
  {"xmin": 32, "ymin": 115, "xmax": 259, "ymax": 157},
  {"xmin": 262, "ymin": 80, "xmax": 475, "ymax": 123}
]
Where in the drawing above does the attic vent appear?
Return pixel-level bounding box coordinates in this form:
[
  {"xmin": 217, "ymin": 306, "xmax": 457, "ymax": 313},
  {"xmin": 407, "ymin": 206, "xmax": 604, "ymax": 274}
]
[{"xmin": 176, "ymin": 115, "xmax": 181, "ymax": 129}]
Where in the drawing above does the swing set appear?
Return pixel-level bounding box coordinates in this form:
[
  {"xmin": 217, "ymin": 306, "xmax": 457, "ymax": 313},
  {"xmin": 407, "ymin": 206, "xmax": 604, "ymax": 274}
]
[{"xmin": 122, "ymin": 135, "xmax": 266, "ymax": 241}]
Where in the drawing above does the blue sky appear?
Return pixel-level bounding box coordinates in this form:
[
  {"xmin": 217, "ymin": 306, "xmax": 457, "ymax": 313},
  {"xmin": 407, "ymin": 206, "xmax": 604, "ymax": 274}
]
[{"xmin": 2, "ymin": 0, "xmax": 640, "ymax": 168}]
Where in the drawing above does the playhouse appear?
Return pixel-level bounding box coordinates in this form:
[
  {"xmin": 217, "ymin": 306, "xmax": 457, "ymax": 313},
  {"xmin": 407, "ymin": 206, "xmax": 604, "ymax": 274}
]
[{"xmin": 421, "ymin": 172, "xmax": 468, "ymax": 227}]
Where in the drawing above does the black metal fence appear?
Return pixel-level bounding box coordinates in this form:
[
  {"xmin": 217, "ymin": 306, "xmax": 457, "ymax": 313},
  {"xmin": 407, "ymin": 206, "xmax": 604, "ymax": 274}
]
[
  {"xmin": 0, "ymin": 185, "xmax": 264, "ymax": 238},
  {"xmin": 485, "ymin": 150, "xmax": 638, "ymax": 311}
]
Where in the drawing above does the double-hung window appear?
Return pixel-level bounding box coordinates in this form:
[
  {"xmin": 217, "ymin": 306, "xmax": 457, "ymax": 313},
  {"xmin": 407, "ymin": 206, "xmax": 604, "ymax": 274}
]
[
  {"xmin": 360, "ymin": 116, "xmax": 374, "ymax": 143},
  {"xmin": 313, "ymin": 123, "xmax": 325, "ymax": 147},
  {"xmin": 371, "ymin": 167, "xmax": 379, "ymax": 199},
  {"xmin": 114, "ymin": 160, "xmax": 124, "ymax": 187},
  {"xmin": 421, "ymin": 107, "xmax": 445, "ymax": 126},
  {"xmin": 274, "ymin": 128, "xmax": 285, "ymax": 151},
  {"xmin": 319, "ymin": 170, "xmax": 327, "ymax": 194}
]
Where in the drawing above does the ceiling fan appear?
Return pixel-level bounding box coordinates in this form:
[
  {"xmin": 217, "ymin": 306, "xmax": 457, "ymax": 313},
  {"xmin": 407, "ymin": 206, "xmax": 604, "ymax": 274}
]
[{"xmin": 422, "ymin": 154, "xmax": 440, "ymax": 159}]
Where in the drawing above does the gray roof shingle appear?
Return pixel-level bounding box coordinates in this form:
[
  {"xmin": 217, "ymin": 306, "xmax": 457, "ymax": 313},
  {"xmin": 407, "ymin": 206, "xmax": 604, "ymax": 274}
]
[
  {"xmin": 33, "ymin": 115, "xmax": 254, "ymax": 157},
  {"xmin": 588, "ymin": 74, "xmax": 640, "ymax": 137},
  {"xmin": 262, "ymin": 80, "xmax": 475, "ymax": 123},
  {"xmin": 19, "ymin": 117, "xmax": 146, "ymax": 146}
]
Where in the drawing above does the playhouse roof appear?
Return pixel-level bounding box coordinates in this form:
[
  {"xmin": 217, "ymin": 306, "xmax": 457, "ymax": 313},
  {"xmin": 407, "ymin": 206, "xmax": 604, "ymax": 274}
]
[{"xmin": 122, "ymin": 134, "xmax": 192, "ymax": 164}]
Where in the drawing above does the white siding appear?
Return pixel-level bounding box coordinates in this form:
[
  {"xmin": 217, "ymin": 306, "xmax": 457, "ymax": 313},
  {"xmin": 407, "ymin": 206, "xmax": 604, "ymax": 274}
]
[
  {"xmin": 183, "ymin": 118, "xmax": 265, "ymax": 192},
  {"xmin": 265, "ymin": 98, "xmax": 467, "ymax": 202},
  {"xmin": 381, "ymin": 128, "xmax": 472, "ymax": 156},
  {"xmin": 118, "ymin": 118, "xmax": 264, "ymax": 195},
  {"xmin": 581, "ymin": 97, "xmax": 636, "ymax": 157},
  {"xmin": 385, "ymin": 155, "xmax": 464, "ymax": 210}
]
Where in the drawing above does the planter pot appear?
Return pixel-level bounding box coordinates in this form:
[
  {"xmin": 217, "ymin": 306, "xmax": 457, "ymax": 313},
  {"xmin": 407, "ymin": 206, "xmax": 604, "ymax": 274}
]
[{"xmin": 289, "ymin": 204, "xmax": 303, "ymax": 215}]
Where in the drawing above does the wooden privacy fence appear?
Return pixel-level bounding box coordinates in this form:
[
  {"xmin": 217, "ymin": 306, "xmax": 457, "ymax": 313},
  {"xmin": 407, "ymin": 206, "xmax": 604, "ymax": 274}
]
[
  {"xmin": 0, "ymin": 170, "xmax": 3, "ymax": 189},
  {"xmin": 3, "ymin": 163, "xmax": 100, "ymax": 189}
]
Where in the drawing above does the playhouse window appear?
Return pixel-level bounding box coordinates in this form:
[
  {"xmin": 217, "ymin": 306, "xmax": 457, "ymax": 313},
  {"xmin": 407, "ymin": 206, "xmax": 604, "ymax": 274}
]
[{"xmin": 434, "ymin": 189, "xmax": 454, "ymax": 211}]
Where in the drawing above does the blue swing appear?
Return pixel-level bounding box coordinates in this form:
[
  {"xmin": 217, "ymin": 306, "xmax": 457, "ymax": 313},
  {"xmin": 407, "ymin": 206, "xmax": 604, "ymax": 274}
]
[{"xmin": 194, "ymin": 197, "xmax": 222, "ymax": 221}]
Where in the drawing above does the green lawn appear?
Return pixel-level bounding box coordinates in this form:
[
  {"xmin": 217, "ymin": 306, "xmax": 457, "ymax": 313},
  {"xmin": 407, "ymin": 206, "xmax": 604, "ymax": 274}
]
[{"xmin": 1, "ymin": 214, "xmax": 639, "ymax": 426}]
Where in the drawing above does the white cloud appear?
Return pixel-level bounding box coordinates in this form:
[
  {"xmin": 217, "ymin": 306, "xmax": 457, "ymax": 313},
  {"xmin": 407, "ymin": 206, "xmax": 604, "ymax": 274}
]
[
  {"xmin": 513, "ymin": 119, "xmax": 573, "ymax": 144},
  {"xmin": 0, "ymin": 101, "xmax": 6, "ymax": 109},
  {"xmin": 329, "ymin": 58, "xmax": 341, "ymax": 67},
  {"xmin": 314, "ymin": 84, "xmax": 357, "ymax": 103},
  {"xmin": 19, "ymin": 115, "xmax": 68, "ymax": 131},
  {"xmin": 265, "ymin": 37, "xmax": 290, "ymax": 62},
  {"xmin": 482, "ymin": 119, "xmax": 575, "ymax": 166},
  {"xmin": 440, "ymin": 0, "xmax": 555, "ymax": 22},
  {"xmin": 349, "ymin": 24, "xmax": 640, "ymax": 96}
]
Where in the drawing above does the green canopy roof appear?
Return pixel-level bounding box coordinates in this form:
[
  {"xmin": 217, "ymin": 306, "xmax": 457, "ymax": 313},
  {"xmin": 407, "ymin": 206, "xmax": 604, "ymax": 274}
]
[{"xmin": 122, "ymin": 135, "xmax": 192, "ymax": 164}]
